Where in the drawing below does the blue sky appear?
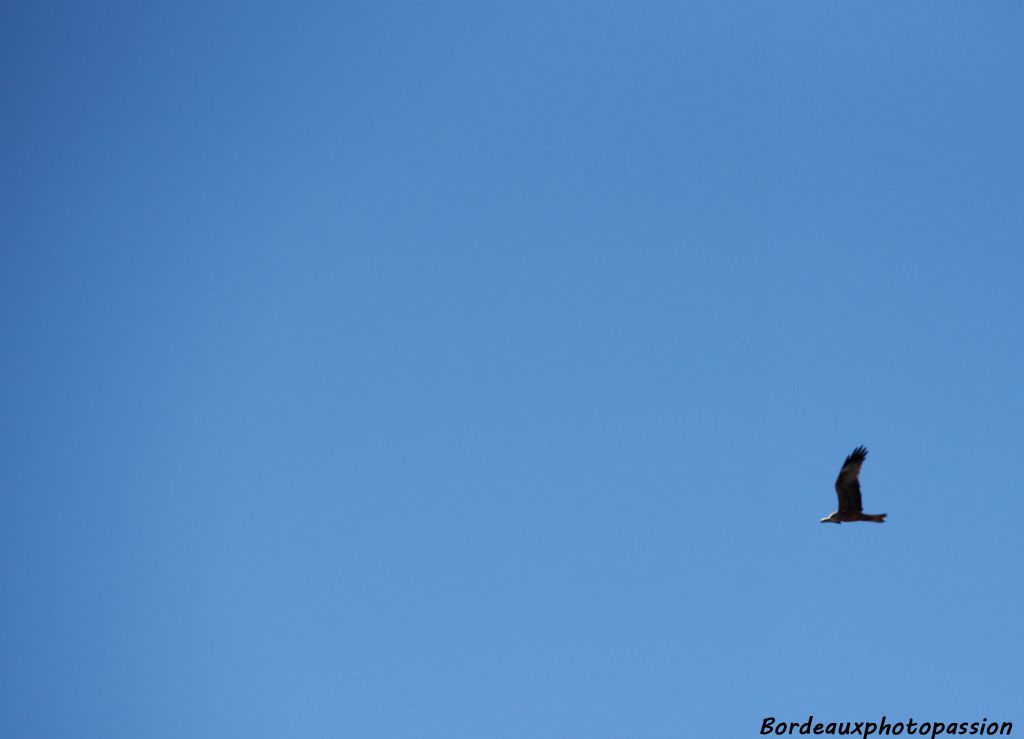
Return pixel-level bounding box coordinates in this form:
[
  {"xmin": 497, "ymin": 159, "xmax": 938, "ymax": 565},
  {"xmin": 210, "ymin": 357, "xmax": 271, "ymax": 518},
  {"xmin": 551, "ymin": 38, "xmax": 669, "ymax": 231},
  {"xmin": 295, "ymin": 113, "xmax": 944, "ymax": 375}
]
[{"xmin": 3, "ymin": 3, "xmax": 1023, "ymax": 737}]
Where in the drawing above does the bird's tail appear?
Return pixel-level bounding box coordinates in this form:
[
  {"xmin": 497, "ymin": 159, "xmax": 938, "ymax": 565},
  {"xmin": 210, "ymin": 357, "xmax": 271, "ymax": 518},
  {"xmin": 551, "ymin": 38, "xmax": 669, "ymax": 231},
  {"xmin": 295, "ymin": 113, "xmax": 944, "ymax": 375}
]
[{"xmin": 862, "ymin": 513, "xmax": 886, "ymax": 523}]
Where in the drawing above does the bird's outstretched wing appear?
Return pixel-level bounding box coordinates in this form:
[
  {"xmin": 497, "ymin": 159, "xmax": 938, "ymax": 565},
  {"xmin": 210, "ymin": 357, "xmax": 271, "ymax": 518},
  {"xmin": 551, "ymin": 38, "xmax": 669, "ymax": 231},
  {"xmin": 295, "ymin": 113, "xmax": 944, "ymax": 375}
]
[{"xmin": 835, "ymin": 446, "xmax": 867, "ymax": 514}]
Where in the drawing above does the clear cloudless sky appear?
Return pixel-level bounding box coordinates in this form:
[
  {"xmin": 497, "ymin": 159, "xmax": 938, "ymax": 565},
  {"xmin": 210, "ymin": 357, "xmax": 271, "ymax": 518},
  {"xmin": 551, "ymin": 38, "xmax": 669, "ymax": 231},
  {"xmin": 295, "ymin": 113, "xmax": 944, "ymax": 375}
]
[{"xmin": 3, "ymin": 3, "xmax": 1023, "ymax": 737}]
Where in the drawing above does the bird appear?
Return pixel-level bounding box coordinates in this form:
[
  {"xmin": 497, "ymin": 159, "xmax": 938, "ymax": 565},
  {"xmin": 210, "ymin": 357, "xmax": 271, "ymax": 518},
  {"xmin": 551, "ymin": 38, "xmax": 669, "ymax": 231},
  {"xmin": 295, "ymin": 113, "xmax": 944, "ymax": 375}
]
[{"xmin": 820, "ymin": 446, "xmax": 887, "ymax": 524}]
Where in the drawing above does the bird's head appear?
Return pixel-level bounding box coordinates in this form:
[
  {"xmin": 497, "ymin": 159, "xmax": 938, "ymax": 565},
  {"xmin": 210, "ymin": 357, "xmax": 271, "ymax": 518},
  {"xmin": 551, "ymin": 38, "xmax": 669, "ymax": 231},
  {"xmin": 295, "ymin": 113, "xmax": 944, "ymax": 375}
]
[{"xmin": 819, "ymin": 514, "xmax": 841, "ymax": 524}]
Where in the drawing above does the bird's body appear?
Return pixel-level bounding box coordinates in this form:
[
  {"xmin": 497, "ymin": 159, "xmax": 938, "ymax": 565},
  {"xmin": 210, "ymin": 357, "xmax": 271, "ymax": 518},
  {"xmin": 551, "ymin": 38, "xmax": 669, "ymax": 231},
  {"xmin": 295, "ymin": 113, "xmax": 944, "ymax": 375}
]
[{"xmin": 820, "ymin": 446, "xmax": 887, "ymax": 524}]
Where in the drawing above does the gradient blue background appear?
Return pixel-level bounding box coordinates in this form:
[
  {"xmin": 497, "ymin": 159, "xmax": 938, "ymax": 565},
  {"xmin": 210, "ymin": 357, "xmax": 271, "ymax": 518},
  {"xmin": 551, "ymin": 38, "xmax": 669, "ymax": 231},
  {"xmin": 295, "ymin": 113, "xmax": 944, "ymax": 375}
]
[{"xmin": 3, "ymin": 3, "xmax": 1022, "ymax": 736}]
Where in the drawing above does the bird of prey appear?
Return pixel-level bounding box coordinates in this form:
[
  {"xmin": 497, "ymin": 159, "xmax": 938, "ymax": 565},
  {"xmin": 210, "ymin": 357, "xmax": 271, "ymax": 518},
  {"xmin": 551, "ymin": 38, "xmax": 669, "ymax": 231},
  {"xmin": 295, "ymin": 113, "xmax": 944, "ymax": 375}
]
[{"xmin": 820, "ymin": 446, "xmax": 887, "ymax": 524}]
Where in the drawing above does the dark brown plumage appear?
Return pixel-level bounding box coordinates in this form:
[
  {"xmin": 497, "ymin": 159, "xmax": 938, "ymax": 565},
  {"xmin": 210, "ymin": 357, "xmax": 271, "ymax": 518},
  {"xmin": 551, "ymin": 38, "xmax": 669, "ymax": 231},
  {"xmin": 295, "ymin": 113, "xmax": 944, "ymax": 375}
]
[{"xmin": 820, "ymin": 446, "xmax": 886, "ymax": 524}]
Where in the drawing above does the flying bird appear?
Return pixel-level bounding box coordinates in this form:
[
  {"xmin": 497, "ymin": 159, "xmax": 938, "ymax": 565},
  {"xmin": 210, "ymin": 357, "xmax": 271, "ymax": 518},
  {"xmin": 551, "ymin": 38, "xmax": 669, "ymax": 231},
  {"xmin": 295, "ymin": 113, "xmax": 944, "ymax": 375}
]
[{"xmin": 820, "ymin": 446, "xmax": 886, "ymax": 524}]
